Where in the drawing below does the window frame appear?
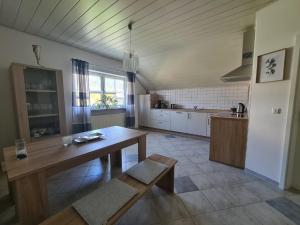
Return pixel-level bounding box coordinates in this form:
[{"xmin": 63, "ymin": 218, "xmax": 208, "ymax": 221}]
[{"xmin": 89, "ymin": 69, "xmax": 126, "ymax": 110}]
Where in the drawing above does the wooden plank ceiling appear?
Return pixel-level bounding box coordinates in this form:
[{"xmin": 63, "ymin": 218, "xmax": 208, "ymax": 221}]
[{"xmin": 0, "ymin": 0, "xmax": 272, "ymax": 60}]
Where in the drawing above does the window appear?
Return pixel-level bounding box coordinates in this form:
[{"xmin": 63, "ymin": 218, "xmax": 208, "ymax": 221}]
[{"xmin": 89, "ymin": 69, "xmax": 126, "ymax": 109}]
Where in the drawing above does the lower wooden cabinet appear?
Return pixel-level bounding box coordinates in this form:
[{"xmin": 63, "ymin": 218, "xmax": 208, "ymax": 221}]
[{"xmin": 209, "ymin": 116, "xmax": 248, "ymax": 168}]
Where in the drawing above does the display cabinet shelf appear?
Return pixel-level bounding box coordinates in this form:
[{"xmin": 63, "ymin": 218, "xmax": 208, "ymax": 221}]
[
  {"xmin": 25, "ymin": 89, "xmax": 57, "ymax": 93},
  {"xmin": 11, "ymin": 63, "xmax": 66, "ymax": 141},
  {"xmin": 28, "ymin": 114, "xmax": 59, "ymax": 119}
]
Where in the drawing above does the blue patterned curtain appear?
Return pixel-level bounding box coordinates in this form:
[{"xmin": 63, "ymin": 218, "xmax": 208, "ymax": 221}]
[
  {"xmin": 125, "ymin": 72, "xmax": 136, "ymax": 128},
  {"xmin": 72, "ymin": 59, "xmax": 91, "ymax": 133}
]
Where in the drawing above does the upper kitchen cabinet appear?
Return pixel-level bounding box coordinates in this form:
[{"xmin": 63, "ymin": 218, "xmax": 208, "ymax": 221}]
[{"xmin": 11, "ymin": 63, "xmax": 66, "ymax": 141}]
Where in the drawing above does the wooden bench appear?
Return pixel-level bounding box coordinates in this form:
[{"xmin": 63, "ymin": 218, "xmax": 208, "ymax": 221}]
[{"xmin": 40, "ymin": 154, "xmax": 177, "ymax": 225}]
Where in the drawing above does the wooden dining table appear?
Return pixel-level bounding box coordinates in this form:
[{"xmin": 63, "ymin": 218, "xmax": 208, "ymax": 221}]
[{"xmin": 3, "ymin": 126, "xmax": 147, "ymax": 225}]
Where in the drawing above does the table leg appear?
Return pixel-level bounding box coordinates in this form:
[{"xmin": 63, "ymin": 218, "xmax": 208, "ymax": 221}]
[
  {"xmin": 14, "ymin": 171, "xmax": 48, "ymax": 225},
  {"xmin": 138, "ymin": 135, "xmax": 146, "ymax": 162},
  {"xmin": 156, "ymin": 166, "xmax": 174, "ymax": 193},
  {"xmin": 8, "ymin": 180, "xmax": 15, "ymax": 200},
  {"xmin": 110, "ymin": 150, "xmax": 122, "ymax": 168}
]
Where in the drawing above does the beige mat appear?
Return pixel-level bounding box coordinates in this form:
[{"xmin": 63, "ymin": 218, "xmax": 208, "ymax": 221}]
[
  {"xmin": 72, "ymin": 179, "xmax": 138, "ymax": 225},
  {"xmin": 125, "ymin": 159, "xmax": 168, "ymax": 184}
]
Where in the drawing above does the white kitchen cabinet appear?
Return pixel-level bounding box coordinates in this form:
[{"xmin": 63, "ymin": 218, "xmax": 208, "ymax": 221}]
[
  {"xmin": 170, "ymin": 111, "xmax": 188, "ymax": 133},
  {"xmin": 150, "ymin": 109, "xmax": 170, "ymax": 121},
  {"xmin": 149, "ymin": 109, "xmax": 171, "ymax": 130},
  {"xmin": 150, "ymin": 120, "xmax": 170, "ymax": 130},
  {"xmin": 139, "ymin": 99, "xmax": 210, "ymax": 136},
  {"xmin": 186, "ymin": 112, "xmax": 207, "ymax": 136}
]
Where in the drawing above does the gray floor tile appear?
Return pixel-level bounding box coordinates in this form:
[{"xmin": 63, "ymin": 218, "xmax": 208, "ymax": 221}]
[
  {"xmin": 178, "ymin": 191, "xmax": 215, "ymax": 215},
  {"xmin": 175, "ymin": 176, "xmax": 199, "ymax": 194},
  {"xmin": 288, "ymin": 194, "xmax": 300, "ymax": 206},
  {"xmin": 243, "ymin": 202, "xmax": 296, "ymax": 225},
  {"xmin": 175, "ymin": 165, "xmax": 204, "ymax": 177},
  {"xmin": 243, "ymin": 181, "xmax": 284, "ymax": 201},
  {"xmin": 55, "ymin": 177, "xmax": 85, "ymax": 194},
  {"xmin": 116, "ymin": 199, "xmax": 160, "ymax": 225},
  {"xmin": 193, "ymin": 211, "xmax": 226, "ymax": 225},
  {"xmin": 166, "ymin": 218, "xmax": 196, "ymax": 225},
  {"xmin": 224, "ymin": 185, "xmax": 261, "ymax": 206},
  {"xmin": 65, "ymin": 165, "xmax": 90, "ymax": 178},
  {"xmin": 188, "ymin": 155, "xmax": 208, "ymax": 164},
  {"xmin": 153, "ymin": 194, "xmax": 189, "ymax": 223},
  {"xmin": 202, "ymin": 187, "xmax": 235, "ymax": 210},
  {"xmin": 189, "ymin": 174, "xmax": 215, "ymax": 190},
  {"xmin": 267, "ymin": 197, "xmax": 300, "ymax": 225}
]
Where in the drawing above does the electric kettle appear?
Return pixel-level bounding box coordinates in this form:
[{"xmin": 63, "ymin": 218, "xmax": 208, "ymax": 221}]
[{"xmin": 237, "ymin": 103, "xmax": 246, "ymax": 113}]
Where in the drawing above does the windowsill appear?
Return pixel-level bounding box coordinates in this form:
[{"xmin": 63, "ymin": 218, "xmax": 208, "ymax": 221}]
[{"xmin": 91, "ymin": 108, "xmax": 126, "ymax": 116}]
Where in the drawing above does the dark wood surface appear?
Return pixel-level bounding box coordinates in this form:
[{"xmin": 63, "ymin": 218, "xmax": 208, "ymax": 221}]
[
  {"xmin": 3, "ymin": 126, "xmax": 147, "ymax": 181},
  {"xmin": 40, "ymin": 154, "xmax": 177, "ymax": 225},
  {"xmin": 209, "ymin": 116, "xmax": 248, "ymax": 168}
]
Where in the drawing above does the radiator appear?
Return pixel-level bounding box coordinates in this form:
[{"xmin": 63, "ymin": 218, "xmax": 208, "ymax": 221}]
[{"xmin": 91, "ymin": 113, "xmax": 125, "ymax": 129}]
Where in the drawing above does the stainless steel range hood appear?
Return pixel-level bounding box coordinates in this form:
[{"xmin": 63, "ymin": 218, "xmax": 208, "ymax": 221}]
[{"xmin": 221, "ymin": 28, "xmax": 254, "ymax": 82}]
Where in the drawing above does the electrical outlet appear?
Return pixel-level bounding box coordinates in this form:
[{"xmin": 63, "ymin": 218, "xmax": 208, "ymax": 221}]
[{"xmin": 272, "ymin": 108, "xmax": 282, "ymax": 114}]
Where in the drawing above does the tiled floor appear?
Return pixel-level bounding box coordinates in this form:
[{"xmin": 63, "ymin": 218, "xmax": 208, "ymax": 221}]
[{"xmin": 0, "ymin": 130, "xmax": 299, "ymax": 225}]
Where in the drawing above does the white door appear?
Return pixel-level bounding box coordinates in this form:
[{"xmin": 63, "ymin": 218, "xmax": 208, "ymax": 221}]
[
  {"xmin": 170, "ymin": 111, "xmax": 188, "ymax": 133},
  {"xmin": 187, "ymin": 112, "xmax": 207, "ymax": 136}
]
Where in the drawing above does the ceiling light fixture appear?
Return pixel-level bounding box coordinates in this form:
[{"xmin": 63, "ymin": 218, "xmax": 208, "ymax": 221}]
[{"xmin": 123, "ymin": 21, "xmax": 138, "ymax": 73}]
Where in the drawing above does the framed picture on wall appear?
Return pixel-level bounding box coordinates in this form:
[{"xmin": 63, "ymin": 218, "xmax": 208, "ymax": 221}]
[{"xmin": 256, "ymin": 49, "xmax": 286, "ymax": 83}]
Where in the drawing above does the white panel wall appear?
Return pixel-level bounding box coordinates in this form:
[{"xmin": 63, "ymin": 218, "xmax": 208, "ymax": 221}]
[
  {"xmin": 151, "ymin": 85, "xmax": 249, "ymax": 109},
  {"xmin": 246, "ymin": 0, "xmax": 300, "ymax": 183}
]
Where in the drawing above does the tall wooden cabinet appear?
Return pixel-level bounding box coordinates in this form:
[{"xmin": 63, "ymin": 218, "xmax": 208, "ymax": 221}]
[{"xmin": 11, "ymin": 63, "xmax": 66, "ymax": 141}]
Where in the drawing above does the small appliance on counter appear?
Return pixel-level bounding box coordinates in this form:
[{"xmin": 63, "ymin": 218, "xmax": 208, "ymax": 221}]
[
  {"xmin": 170, "ymin": 104, "xmax": 177, "ymax": 109},
  {"xmin": 154, "ymin": 100, "xmax": 168, "ymax": 109},
  {"xmin": 237, "ymin": 103, "xmax": 246, "ymax": 113}
]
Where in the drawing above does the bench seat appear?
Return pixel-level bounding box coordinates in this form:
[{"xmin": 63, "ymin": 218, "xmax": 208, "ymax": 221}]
[{"xmin": 40, "ymin": 154, "xmax": 177, "ymax": 225}]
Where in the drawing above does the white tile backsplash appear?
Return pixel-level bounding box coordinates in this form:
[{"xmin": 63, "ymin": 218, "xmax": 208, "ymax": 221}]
[{"xmin": 150, "ymin": 85, "xmax": 249, "ymax": 110}]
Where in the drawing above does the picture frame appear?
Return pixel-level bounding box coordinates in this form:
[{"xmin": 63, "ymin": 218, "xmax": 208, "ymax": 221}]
[{"xmin": 256, "ymin": 49, "xmax": 286, "ymax": 83}]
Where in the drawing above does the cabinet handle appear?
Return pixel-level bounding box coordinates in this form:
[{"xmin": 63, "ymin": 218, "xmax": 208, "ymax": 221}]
[
  {"xmin": 187, "ymin": 113, "xmax": 191, "ymax": 119},
  {"xmin": 208, "ymin": 118, "xmax": 210, "ymax": 126},
  {"xmin": 176, "ymin": 112, "xmax": 182, "ymax": 114}
]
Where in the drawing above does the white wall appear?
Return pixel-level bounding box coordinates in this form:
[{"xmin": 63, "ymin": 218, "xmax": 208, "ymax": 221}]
[
  {"xmin": 0, "ymin": 25, "xmax": 145, "ymax": 152},
  {"xmin": 246, "ymin": 0, "xmax": 300, "ymax": 183},
  {"xmin": 139, "ymin": 33, "xmax": 245, "ymax": 89},
  {"xmin": 151, "ymin": 85, "xmax": 249, "ymax": 110}
]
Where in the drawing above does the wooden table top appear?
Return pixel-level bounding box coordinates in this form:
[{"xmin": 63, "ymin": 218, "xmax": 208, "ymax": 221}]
[{"xmin": 3, "ymin": 126, "xmax": 147, "ymax": 182}]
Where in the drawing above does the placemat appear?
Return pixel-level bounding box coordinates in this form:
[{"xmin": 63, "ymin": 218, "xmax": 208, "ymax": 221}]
[
  {"xmin": 72, "ymin": 179, "xmax": 138, "ymax": 225},
  {"xmin": 125, "ymin": 159, "xmax": 168, "ymax": 184}
]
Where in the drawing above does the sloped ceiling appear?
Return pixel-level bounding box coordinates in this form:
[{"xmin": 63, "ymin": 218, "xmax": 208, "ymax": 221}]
[{"xmin": 0, "ymin": 0, "xmax": 273, "ymax": 89}]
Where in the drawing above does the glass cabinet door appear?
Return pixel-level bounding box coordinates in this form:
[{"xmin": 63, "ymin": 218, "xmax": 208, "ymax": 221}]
[{"xmin": 23, "ymin": 68, "xmax": 60, "ymax": 138}]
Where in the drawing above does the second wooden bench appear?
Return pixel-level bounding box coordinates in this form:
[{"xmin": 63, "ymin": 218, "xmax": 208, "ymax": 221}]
[{"xmin": 40, "ymin": 154, "xmax": 177, "ymax": 225}]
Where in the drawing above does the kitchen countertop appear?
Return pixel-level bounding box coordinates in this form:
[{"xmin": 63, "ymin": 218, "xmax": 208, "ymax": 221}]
[
  {"xmin": 150, "ymin": 108, "xmax": 229, "ymax": 114},
  {"xmin": 210, "ymin": 112, "xmax": 248, "ymax": 120}
]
